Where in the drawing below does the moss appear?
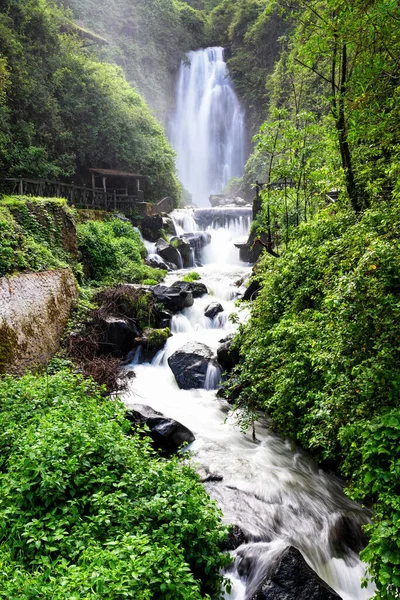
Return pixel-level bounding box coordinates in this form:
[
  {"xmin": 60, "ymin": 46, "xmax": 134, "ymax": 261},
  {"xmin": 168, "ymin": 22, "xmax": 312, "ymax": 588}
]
[
  {"xmin": 143, "ymin": 327, "xmax": 171, "ymax": 349},
  {"xmin": 0, "ymin": 321, "xmax": 18, "ymax": 374}
]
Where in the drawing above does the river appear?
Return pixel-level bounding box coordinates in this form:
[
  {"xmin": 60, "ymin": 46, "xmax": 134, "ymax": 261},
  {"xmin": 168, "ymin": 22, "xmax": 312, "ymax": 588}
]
[{"xmin": 123, "ymin": 208, "xmax": 375, "ymax": 600}]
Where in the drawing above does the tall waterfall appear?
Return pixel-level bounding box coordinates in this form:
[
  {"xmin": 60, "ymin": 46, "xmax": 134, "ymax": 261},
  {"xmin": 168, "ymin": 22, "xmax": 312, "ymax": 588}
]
[{"xmin": 171, "ymin": 47, "xmax": 246, "ymax": 207}]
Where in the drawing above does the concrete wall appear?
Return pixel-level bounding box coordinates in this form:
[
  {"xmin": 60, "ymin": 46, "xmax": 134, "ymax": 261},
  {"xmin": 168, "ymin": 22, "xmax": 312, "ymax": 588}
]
[{"xmin": 0, "ymin": 268, "xmax": 78, "ymax": 374}]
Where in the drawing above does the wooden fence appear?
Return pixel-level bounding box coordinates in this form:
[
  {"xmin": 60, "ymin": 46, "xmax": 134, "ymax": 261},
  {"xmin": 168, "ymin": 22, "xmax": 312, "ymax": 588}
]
[{"xmin": 0, "ymin": 177, "xmax": 145, "ymax": 215}]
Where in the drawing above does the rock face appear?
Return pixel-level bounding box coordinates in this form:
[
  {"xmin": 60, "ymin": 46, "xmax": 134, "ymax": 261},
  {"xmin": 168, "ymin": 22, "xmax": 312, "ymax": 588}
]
[
  {"xmin": 152, "ymin": 283, "xmax": 194, "ymax": 312},
  {"xmin": 217, "ymin": 333, "xmax": 240, "ymax": 371},
  {"xmin": 0, "ymin": 268, "xmax": 78, "ymax": 374},
  {"xmin": 168, "ymin": 342, "xmax": 216, "ymax": 389},
  {"xmin": 156, "ymin": 238, "xmax": 183, "ymax": 269},
  {"xmin": 249, "ymin": 547, "xmax": 342, "ymax": 600},
  {"xmin": 204, "ymin": 301, "xmax": 224, "ymax": 319},
  {"xmin": 125, "ymin": 404, "xmax": 195, "ymax": 453},
  {"xmin": 243, "ymin": 280, "xmax": 262, "ymax": 301}
]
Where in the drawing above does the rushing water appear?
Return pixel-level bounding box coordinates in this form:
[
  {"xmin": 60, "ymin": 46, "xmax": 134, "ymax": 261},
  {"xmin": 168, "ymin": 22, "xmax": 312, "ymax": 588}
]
[
  {"xmin": 124, "ymin": 208, "xmax": 375, "ymax": 600},
  {"xmin": 170, "ymin": 47, "xmax": 246, "ymax": 207}
]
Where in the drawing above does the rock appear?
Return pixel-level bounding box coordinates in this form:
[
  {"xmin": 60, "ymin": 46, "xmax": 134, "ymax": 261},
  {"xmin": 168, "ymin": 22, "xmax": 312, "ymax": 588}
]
[
  {"xmin": 222, "ymin": 526, "xmax": 247, "ymax": 551},
  {"xmin": 162, "ymin": 214, "xmax": 177, "ymax": 236},
  {"xmin": 205, "ymin": 301, "xmax": 224, "ymax": 319},
  {"xmin": 141, "ymin": 214, "xmax": 164, "ymax": 242},
  {"xmin": 156, "ymin": 196, "xmax": 175, "ymax": 214},
  {"xmin": 169, "ymin": 237, "xmax": 192, "ymax": 268},
  {"xmin": 145, "ymin": 255, "xmax": 169, "ymax": 270},
  {"xmin": 217, "ymin": 334, "xmax": 239, "ymax": 371},
  {"xmin": 98, "ymin": 316, "xmax": 140, "ymax": 357},
  {"xmin": 243, "ymin": 280, "xmax": 261, "ymax": 301},
  {"xmin": 168, "ymin": 341, "xmax": 216, "ymax": 389},
  {"xmin": 156, "ymin": 238, "xmax": 183, "ymax": 269},
  {"xmin": 171, "ymin": 280, "xmax": 208, "ymax": 298},
  {"xmin": 250, "ymin": 547, "xmax": 342, "ymax": 600},
  {"xmin": 182, "ymin": 232, "xmax": 212, "ymax": 263},
  {"xmin": 153, "ymin": 307, "xmax": 173, "ymax": 328},
  {"xmin": 125, "ymin": 404, "xmax": 195, "ymax": 453},
  {"xmin": 328, "ymin": 514, "xmax": 369, "ymax": 557},
  {"xmin": 152, "ymin": 283, "xmax": 194, "ymax": 312}
]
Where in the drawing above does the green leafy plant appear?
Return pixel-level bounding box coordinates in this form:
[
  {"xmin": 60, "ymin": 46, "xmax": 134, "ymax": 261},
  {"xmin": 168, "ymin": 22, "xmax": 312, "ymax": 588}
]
[{"xmin": 182, "ymin": 271, "xmax": 201, "ymax": 282}]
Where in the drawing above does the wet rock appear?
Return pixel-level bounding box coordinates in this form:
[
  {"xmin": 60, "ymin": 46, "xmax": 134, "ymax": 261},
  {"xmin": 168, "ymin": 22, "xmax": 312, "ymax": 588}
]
[
  {"xmin": 172, "ymin": 280, "xmax": 208, "ymax": 298},
  {"xmin": 182, "ymin": 231, "xmax": 212, "ymax": 262},
  {"xmin": 328, "ymin": 514, "xmax": 369, "ymax": 557},
  {"xmin": 205, "ymin": 301, "xmax": 224, "ymax": 319},
  {"xmin": 169, "ymin": 237, "xmax": 192, "ymax": 268},
  {"xmin": 141, "ymin": 214, "xmax": 163, "ymax": 242},
  {"xmin": 168, "ymin": 341, "xmax": 216, "ymax": 389},
  {"xmin": 222, "ymin": 526, "xmax": 247, "ymax": 551},
  {"xmin": 98, "ymin": 316, "xmax": 139, "ymax": 357},
  {"xmin": 145, "ymin": 254, "xmax": 169, "ymax": 271},
  {"xmin": 243, "ymin": 280, "xmax": 261, "ymax": 301},
  {"xmin": 152, "ymin": 283, "xmax": 194, "ymax": 312},
  {"xmin": 217, "ymin": 334, "xmax": 240, "ymax": 371},
  {"xmin": 250, "ymin": 547, "xmax": 342, "ymax": 600},
  {"xmin": 162, "ymin": 214, "xmax": 177, "ymax": 236},
  {"xmin": 156, "ymin": 238, "xmax": 183, "ymax": 269},
  {"xmin": 125, "ymin": 404, "xmax": 195, "ymax": 453}
]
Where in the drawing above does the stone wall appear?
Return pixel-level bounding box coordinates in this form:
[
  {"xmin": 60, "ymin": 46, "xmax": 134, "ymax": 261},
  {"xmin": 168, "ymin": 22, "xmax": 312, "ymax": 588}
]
[{"xmin": 0, "ymin": 268, "xmax": 78, "ymax": 374}]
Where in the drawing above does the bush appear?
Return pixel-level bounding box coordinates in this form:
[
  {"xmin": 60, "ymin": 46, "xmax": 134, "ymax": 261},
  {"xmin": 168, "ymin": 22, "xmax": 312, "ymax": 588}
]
[
  {"xmin": 77, "ymin": 218, "xmax": 164, "ymax": 285},
  {"xmin": 182, "ymin": 271, "xmax": 201, "ymax": 282},
  {"xmin": 0, "ymin": 371, "xmax": 231, "ymax": 598}
]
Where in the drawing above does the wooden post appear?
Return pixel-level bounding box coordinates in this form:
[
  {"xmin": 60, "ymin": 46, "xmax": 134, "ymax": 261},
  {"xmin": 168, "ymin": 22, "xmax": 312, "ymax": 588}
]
[
  {"xmin": 91, "ymin": 172, "xmax": 96, "ymax": 193},
  {"xmin": 102, "ymin": 176, "xmax": 107, "ymax": 193},
  {"xmin": 113, "ymin": 190, "xmax": 117, "ymax": 210},
  {"xmin": 19, "ymin": 178, "xmax": 23, "ymax": 196}
]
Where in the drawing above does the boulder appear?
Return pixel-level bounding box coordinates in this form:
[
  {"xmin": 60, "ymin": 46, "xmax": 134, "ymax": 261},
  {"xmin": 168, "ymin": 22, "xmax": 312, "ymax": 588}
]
[
  {"xmin": 217, "ymin": 333, "xmax": 239, "ymax": 371},
  {"xmin": 125, "ymin": 404, "xmax": 195, "ymax": 453},
  {"xmin": 171, "ymin": 280, "xmax": 208, "ymax": 298},
  {"xmin": 249, "ymin": 547, "xmax": 342, "ymax": 600},
  {"xmin": 98, "ymin": 316, "xmax": 140, "ymax": 357},
  {"xmin": 156, "ymin": 238, "xmax": 183, "ymax": 269},
  {"xmin": 205, "ymin": 301, "xmax": 224, "ymax": 319},
  {"xmin": 162, "ymin": 214, "xmax": 177, "ymax": 236},
  {"xmin": 134, "ymin": 327, "xmax": 171, "ymax": 356},
  {"xmin": 152, "ymin": 283, "xmax": 194, "ymax": 312},
  {"xmin": 141, "ymin": 214, "xmax": 164, "ymax": 242},
  {"xmin": 145, "ymin": 254, "xmax": 169, "ymax": 270},
  {"xmin": 168, "ymin": 341, "xmax": 216, "ymax": 389},
  {"xmin": 222, "ymin": 526, "xmax": 247, "ymax": 551}
]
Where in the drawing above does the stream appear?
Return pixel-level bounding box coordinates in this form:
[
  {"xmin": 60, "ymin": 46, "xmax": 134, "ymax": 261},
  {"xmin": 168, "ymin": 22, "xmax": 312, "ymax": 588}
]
[{"xmin": 123, "ymin": 208, "xmax": 375, "ymax": 600}]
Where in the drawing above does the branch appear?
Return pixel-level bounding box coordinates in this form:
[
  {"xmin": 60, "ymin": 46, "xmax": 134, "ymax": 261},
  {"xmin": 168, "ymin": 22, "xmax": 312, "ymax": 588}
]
[{"xmin": 294, "ymin": 57, "xmax": 338, "ymax": 90}]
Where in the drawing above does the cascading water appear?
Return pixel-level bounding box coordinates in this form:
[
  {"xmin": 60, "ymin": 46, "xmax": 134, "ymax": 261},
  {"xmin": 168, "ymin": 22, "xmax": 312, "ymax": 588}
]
[
  {"xmin": 171, "ymin": 47, "xmax": 246, "ymax": 207},
  {"xmin": 125, "ymin": 208, "xmax": 375, "ymax": 600}
]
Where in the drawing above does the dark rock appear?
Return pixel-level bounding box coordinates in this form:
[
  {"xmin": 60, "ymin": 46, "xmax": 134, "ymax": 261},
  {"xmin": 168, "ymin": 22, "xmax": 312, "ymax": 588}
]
[
  {"xmin": 217, "ymin": 334, "xmax": 240, "ymax": 371},
  {"xmin": 205, "ymin": 302, "xmax": 224, "ymax": 319},
  {"xmin": 222, "ymin": 526, "xmax": 247, "ymax": 551},
  {"xmin": 145, "ymin": 254, "xmax": 169, "ymax": 270},
  {"xmin": 141, "ymin": 214, "xmax": 164, "ymax": 242},
  {"xmin": 168, "ymin": 341, "xmax": 216, "ymax": 389},
  {"xmin": 170, "ymin": 280, "xmax": 208, "ymax": 298},
  {"xmin": 250, "ymin": 547, "xmax": 342, "ymax": 600},
  {"xmin": 169, "ymin": 237, "xmax": 192, "ymax": 268},
  {"xmin": 153, "ymin": 307, "xmax": 173, "ymax": 328},
  {"xmin": 98, "ymin": 316, "xmax": 139, "ymax": 357},
  {"xmin": 156, "ymin": 238, "xmax": 183, "ymax": 269},
  {"xmin": 243, "ymin": 280, "xmax": 261, "ymax": 301},
  {"xmin": 125, "ymin": 404, "xmax": 195, "ymax": 453},
  {"xmin": 134, "ymin": 327, "xmax": 171, "ymax": 352},
  {"xmin": 328, "ymin": 514, "xmax": 369, "ymax": 557},
  {"xmin": 162, "ymin": 215, "xmax": 177, "ymax": 236},
  {"xmin": 152, "ymin": 283, "xmax": 194, "ymax": 312}
]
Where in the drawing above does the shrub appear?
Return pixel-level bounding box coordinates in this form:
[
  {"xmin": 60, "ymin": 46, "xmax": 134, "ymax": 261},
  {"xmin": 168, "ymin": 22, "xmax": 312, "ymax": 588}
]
[
  {"xmin": 77, "ymin": 218, "xmax": 164, "ymax": 285},
  {"xmin": 0, "ymin": 371, "xmax": 230, "ymax": 598},
  {"xmin": 182, "ymin": 271, "xmax": 201, "ymax": 282}
]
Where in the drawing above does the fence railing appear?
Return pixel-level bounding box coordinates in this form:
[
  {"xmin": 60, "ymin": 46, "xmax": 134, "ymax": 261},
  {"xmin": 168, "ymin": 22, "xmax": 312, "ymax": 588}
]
[{"xmin": 0, "ymin": 178, "xmax": 144, "ymax": 214}]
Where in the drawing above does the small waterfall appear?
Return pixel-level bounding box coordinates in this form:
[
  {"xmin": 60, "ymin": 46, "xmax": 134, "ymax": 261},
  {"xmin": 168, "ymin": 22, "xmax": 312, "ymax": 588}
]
[{"xmin": 171, "ymin": 47, "xmax": 246, "ymax": 207}]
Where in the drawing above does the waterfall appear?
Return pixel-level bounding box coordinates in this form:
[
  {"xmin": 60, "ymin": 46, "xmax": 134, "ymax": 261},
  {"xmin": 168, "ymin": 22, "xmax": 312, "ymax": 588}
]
[{"xmin": 171, "ymin": 47, "xmax": 246, "ymax": 207}]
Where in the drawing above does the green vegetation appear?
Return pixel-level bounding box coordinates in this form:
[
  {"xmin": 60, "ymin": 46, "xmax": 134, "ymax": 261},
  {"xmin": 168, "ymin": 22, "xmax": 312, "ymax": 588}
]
[
  {"xmin": 182, "ymin": 271, "xmax": 201, "ymax": 282},
  {"xmin": 77, "ymin": 219, "xmax": 164, "ymax": 285},
  {"xmin": 0, "ymin": 0, "xmax": 180, "ymax": 202},
  {"xmin": 0, "ymin": 370, "xmax": 230, "ymax": 598},
  {"xmin": 231, "ymin": 200, "xmax": 400, "ymax": 597},
  {"xmin": 0, "ymin": 197, "xmax": 76, "ymax": 277}
]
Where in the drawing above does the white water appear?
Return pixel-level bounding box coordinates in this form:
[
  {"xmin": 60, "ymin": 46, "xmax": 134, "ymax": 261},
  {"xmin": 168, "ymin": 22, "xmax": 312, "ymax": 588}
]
[
  {"xmin": 170, "ymin": 47, "xmax": 246, "ymax": 207},
  {"xmin": 124, "ymin": 209, "xmax": 375, "ymax": 600}
]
